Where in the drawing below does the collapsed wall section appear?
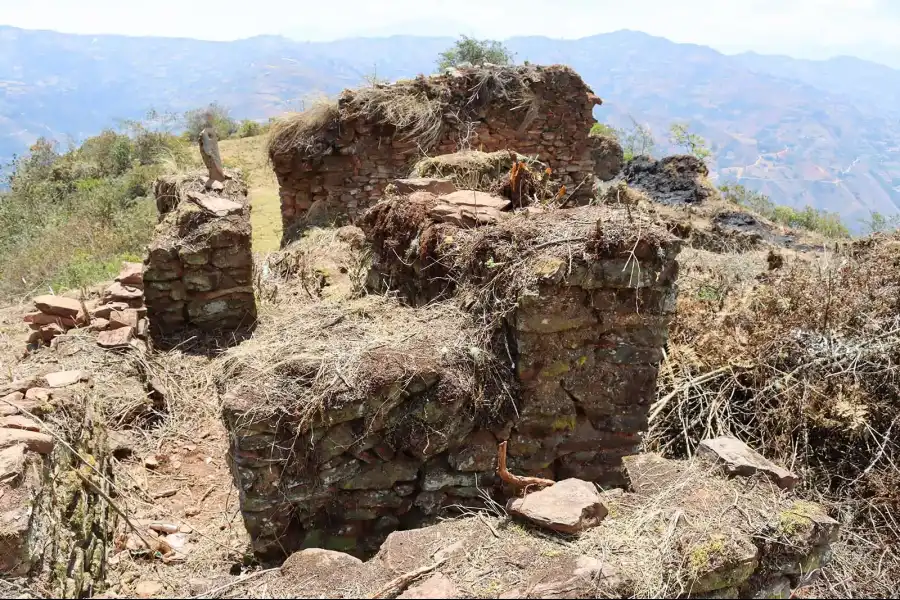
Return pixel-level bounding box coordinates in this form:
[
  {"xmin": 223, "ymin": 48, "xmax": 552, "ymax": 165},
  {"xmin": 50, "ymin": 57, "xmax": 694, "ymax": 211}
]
[
  {"xmin": 223, "ymin": 203, "xmax": 680, "ymax": 560},
  {"xmin": 363, "ymin": 199, "xmax": 681, "ymax": 484},
  {"xmin": 268, "ymin": 64, "xmax": 605, "ymax": 242},
  {"xmin": 144, "ymin": 173, "xmax": 256, "ymax": 336}
]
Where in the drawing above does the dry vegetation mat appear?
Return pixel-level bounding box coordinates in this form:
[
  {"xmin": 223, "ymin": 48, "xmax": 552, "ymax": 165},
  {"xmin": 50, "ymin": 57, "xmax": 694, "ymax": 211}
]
[
  {"xmin": 647, "ymin": 235, "xmax": 900, "ymax": 597},
  {"xmin": 266, "ymin": 65, "xmax": 540, "ymax": 159}
]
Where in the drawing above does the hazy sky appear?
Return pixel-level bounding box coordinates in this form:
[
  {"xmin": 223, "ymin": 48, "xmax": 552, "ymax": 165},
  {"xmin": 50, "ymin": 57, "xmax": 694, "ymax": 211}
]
[{"xmin": 2, "ymin": 0, "xmax": 899, "ymax": 61}]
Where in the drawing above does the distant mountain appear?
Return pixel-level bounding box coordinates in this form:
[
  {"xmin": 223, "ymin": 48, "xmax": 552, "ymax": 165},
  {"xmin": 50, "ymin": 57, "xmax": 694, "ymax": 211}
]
[{"xmin": 2, "ymin": 26, "xmax": 899, "ymax": 227}]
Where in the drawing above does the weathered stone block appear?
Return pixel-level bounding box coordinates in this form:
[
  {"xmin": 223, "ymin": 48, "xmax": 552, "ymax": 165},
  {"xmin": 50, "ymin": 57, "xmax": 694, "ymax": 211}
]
[{"xmin": 144, "ymin": 171, "xmax": 256, "ymax": 337}]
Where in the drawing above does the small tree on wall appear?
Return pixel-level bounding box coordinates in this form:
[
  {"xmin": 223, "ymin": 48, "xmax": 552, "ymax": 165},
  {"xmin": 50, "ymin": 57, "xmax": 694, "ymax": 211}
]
[
  {"xmin": 437, "ymin": 35, "xmax": 515, "ymax": 71},
  {"xmin": 669, "ymin": 122, "xmax": 712, "ymax": 161},
  {"xmin": 617, "ymin": 117, "xmax": 656, "ymax": 161}
]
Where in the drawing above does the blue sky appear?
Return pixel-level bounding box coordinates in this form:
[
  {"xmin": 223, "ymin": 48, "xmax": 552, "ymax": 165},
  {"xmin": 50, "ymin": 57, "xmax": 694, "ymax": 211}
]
[{"xmin": 1, "ymin": 0, "xmax": 899, "ymax": 62}]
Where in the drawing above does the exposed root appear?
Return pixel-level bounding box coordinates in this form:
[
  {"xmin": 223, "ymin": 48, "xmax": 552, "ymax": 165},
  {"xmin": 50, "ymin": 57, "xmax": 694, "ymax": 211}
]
[{"xmin": 496, "ymin": 441, "xmax": 555, "ymax": 492}]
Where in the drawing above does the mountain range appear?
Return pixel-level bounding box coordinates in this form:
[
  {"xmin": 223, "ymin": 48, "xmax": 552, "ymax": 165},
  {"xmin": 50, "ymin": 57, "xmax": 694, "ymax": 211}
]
[{"xmin": 2, "ymin": 25, "xmax": 899, "ymax": 227}]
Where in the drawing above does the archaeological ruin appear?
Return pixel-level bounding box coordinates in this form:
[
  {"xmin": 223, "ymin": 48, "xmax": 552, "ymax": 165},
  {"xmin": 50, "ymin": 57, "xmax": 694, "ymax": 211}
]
[
  {"xmin": 267, "ymin": 64, "xmax": 617, "ymax": 243},
  {"xmin": 143, "ymin": 172, "xmax": 256, "ymax": 337},
  {"xmin": 223, "ymin": 192, "xmax": 682, "ymax": 558}
]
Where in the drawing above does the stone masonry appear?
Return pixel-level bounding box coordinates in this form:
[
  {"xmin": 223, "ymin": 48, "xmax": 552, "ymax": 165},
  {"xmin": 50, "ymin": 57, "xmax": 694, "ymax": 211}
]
[
  {"xmin": 144, "ymin": 172, "xmax": 256, "ymax": 335},
  {"xmin": 269, "ymin": 64, "xmax": 607, "ymax": 243},
  {"xmin": 223, "ymin": 202, "xmax": 681, "ymax": 560}
]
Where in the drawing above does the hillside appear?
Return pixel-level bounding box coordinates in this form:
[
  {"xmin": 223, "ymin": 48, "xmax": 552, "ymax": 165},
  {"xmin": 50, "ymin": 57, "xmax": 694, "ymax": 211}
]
[{"xmin": 2, "ymin": 26, "xmax": 900, "ymax": 226}]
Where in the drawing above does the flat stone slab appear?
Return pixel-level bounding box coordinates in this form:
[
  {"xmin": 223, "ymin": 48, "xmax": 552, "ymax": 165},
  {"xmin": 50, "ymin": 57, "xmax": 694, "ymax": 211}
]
[
  {"xmin": 0, "ymin": 416, "xmax": 42, "ymax": 432},
  {"xmin": 187, "ymin": 191, "xmax": 243, "ymax": 216},
  {"xmin": 44, "ymin": 370, "xmax": 90, "ymax": 388},
  {"xmin": 116, "ymin": 262, "xmax": 144, "ymax": 286},
  {"xmin": 98, "ymin": 327, "xmax": 134, "ymax": 348},
  {"xmin": 109, "ymin": 308, "xmax": 140, "ymax": 330},
  {"xmin": 103, "ymin": 281, "xmax": 143, "ymax": 302},
  {"xmin": 33, "ymin": 294, "xmax": 82, "ymax": 319},
  {"xmin": 0, "ymin": 428, "xmax": 53, "ymax": 454},
  {"xmin": 398, "ymin": 573, "xmax": 460, "ymax": 599},
  {"xmin": 392, "ymin": 177, "xmax": 457, "ymax": 196},
  {"xmin": 0, "ymin": 444, "xmax": 26, "ymax": 481},
  {"xmin": 698, "ymin": 437, "xmax": 799, "ymax": 490},
  {"xmin": 622, "ymin": 453, "xmax": 687, "ymax": 495},
  {"xmin": 506, "ymin": 478, "xmax": 608, "ymax": 534},
  {"xmin": 439, "ymin": 189, "xmax": 511, "ymax": 210}
]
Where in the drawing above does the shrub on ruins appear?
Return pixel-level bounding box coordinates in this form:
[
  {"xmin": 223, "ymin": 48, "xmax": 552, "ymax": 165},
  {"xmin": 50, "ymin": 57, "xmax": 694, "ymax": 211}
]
[
  {"xmin": 589, "ymin": 122, "xmax": 618, "ymax": 139},
  {"xmin": 436, "ymin": 35, "xmax": 514, "ymax": 71},
  {"xmin": 0, "ymin": 116, "xmax": 192, "ymax": 298},
  {"xmin": 616, "ymin": 116, "xmax": 656, "ymax": 160},
  {"xmin": 236, "ymin": 119, "xmax": 264, "ymax": 138}
]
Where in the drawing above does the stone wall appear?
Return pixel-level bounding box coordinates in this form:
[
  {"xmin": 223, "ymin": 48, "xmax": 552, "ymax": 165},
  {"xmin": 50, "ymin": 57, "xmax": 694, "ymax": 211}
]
[
  {"xmin": 269, "ymin": 64, "xmax": 607, "ymax": 243},
  {"xmin": 0, "ymin": 371, "xmax": 116, "ymax": 597},
  {"xmin": 223, "ymin": 203, "xmax": 681, "ymax": 560},
  {"xmin": 144, "ymin": 173, "xmax": 256, "ymax": 336},
  {"xmin": 255, "ymin": 447, "xmax": 839, "ymax": 599}
]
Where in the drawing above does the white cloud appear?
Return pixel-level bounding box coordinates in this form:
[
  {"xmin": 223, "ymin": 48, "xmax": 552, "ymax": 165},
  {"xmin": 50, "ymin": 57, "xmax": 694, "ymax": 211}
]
[{"xmin": 1, "ymin": 0, "xmax": 899, "ymax": 60}]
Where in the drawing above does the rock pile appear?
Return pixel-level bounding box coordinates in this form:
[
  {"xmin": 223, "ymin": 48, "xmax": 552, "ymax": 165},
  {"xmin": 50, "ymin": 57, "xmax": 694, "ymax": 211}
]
[{"xmin": 24, "ymin": 262, "xmax": 149, "ymax": 351}]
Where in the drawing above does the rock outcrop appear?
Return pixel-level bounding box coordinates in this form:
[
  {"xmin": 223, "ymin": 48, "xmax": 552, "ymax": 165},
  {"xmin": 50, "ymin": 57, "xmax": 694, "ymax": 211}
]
[{"xmin": 623, "ymin": 154, "xmax": 714, "ymax": 205}]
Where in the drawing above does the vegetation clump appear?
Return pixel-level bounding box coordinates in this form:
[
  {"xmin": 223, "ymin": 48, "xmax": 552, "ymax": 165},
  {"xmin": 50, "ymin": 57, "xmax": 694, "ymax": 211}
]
[
  {"xmin": 436, "ymin": 35, "xmax": 515, "ymax": 71},
  {"xmin": 719, "ymin": 183, "xmax": 849, "ymax": 238},
  {"xmin": 0, "ymin": 113, "xmax": 194, "ymax": 299}
]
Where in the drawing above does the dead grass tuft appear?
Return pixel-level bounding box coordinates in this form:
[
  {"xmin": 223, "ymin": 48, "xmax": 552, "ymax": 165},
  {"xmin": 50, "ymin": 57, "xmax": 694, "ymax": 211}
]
[
  {"xmin": 267, "ymin": 65, "xmax": 538, "ymax": 159},
  {"xmin": 214, "ymin": 293, "xmax": 508, "ymax": 429},
  {"xmin": 265, "ymin": 97, "xmax": 340, "ymax": 158}
]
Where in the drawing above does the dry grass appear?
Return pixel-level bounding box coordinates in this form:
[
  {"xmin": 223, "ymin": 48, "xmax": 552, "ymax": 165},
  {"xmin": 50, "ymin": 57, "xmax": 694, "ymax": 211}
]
[
  {"xmin": 215, "ymin": 293, "xmax": 498, "ymax": 427},
  {"xmin": 265, "ymin": 97, "xmax": 339, "ymax": 158},
  {"xmin": 647, "ymin": 235, "xmax": 900, "ymax": 597},
  {"xmin": 267, "ymin": 65, "xmax": 538, "ymax": 160},
  {"xmin": 441, "ymin": 205, "xmax": 677, "ymax": 329},
  {"xmin": 411, "ymin": 150, "xmax": 535, "ymax": 192},
  {"xmin": 347, "ymin": 85, "xmax": 446, "ymax": 150}
]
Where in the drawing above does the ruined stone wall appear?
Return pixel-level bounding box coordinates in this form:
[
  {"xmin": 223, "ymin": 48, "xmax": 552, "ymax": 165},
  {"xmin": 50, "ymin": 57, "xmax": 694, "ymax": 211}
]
[
  {"xmin": 0, "ymin": 372, "xmax": 116, "ymax": 597},
  {"xmin": 270, "ymin": 65, "xmax": 604, "ymax": 243},
  {"xmin": 144, "ymin": 173, "xmax": 256, "ymax": 336},
  {"xmin": 223, "ymin": 204, "xmax": 681, "ymax": 560}
]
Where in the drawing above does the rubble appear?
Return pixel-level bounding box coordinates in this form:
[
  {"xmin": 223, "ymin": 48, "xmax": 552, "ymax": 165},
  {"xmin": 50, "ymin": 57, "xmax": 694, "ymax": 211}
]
[
  {"xmin": 24, "ymin": 262, "xmax": 150, "ymax": 351},
  {"xmin": 237, "ymin": 451, "xmax": 839, "ymax": 599}
]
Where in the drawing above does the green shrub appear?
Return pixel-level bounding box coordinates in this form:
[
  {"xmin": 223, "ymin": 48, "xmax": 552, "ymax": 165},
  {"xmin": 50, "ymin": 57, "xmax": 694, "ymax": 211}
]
[
  {"xmin": 719, "ymin": 183, "xmax": 849, "ymax": 238},
  {"xmin": 0, "ymin": 119, "xmax": 187, "ymax": 299},
  {"xmin": 236, "ymin": 119, "xmax": 263, "ymax": 138},
  {"xmin": 436, "ymin": 36, "xmax": 514, "ymax": 71},
  {"xmin": 183, "ymin": 102, "xmax": 238, "ymax": 141},
  {"xmin": 589, "ymin": 123, "xmax": 618, "ymax": 138}
]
